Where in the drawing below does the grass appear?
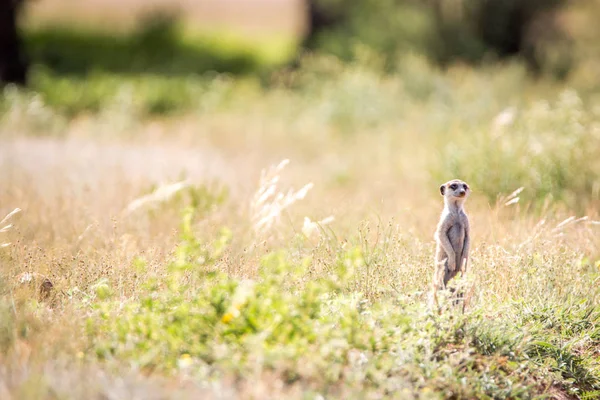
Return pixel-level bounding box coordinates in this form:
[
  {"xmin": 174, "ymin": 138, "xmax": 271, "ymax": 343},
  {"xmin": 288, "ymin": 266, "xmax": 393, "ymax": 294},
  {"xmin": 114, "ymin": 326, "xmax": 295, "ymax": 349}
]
[{"xmin": 1, "ymin": 44, "xmax": 600, "ymax": 399}]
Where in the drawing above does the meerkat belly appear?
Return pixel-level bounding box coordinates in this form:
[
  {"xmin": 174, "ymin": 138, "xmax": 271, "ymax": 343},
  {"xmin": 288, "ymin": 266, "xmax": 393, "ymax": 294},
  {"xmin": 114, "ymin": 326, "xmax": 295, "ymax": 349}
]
[{"xmin": 448, "ymin": 224, "xmax": 465, "ymax": 266}]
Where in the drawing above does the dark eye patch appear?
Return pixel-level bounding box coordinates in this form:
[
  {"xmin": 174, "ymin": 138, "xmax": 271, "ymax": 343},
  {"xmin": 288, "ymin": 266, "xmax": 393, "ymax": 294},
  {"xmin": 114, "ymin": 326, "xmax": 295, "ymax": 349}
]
[
  {"xmin": 450, "ymin": 184, "xmax": 457, "ymax": 190},
  {"xmin": 463, "ymin": 184, "xmax": 468, "ymax": 190}
]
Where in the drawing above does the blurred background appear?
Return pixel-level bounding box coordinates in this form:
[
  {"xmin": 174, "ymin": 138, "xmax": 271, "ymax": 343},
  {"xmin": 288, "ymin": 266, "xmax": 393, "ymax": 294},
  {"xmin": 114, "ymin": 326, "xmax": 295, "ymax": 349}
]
[
  {"xmin": 2, "ymin": 0, "xmax": 599, "ymax": 91},
  {"xmin": 1, "ymin": 0, "xmax": 600, "ymax": 211}
]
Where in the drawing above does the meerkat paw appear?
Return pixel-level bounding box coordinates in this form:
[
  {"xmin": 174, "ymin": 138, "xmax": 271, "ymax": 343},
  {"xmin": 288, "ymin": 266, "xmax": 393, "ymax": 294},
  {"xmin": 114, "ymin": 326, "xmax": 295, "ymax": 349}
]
[{"xmin": 447, "ymin": 261, "xmax": 456, "ymax": 272}]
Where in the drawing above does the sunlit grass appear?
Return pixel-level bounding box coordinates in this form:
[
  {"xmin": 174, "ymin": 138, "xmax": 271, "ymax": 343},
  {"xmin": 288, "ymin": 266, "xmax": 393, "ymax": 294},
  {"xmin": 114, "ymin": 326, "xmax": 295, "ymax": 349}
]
[{"xmin": 1, "ymin": 51, "xmax": 600, "ymax": 398}]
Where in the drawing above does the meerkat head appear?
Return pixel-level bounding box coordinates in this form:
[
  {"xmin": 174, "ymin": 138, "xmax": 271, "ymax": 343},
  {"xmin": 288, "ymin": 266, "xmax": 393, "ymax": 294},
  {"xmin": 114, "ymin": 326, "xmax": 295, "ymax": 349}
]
[{"xmin": 440, "ymin": 179, "xmax": 470, "ymax": 206}]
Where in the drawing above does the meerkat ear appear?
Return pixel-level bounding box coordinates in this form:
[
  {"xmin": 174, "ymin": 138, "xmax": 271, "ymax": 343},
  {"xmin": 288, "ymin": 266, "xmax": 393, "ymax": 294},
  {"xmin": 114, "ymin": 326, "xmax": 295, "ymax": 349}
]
[{"xmin": 440, "ymin": 185, "xmax": 445, "ymax": 195}]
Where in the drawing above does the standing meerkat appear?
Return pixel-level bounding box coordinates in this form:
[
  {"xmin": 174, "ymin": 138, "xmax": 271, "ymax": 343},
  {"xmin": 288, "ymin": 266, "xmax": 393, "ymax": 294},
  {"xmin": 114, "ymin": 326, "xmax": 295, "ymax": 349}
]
[{"xmin": 433, "ymin": 179, "xmax": 471, "ymax": 294}]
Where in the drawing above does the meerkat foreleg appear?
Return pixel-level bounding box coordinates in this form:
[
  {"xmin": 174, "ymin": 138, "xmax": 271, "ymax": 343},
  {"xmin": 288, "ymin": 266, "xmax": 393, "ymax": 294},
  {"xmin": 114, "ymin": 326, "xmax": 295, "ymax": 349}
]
[{"xmin": 438, "ymin": 231, "xmax": 457, "ymax": 272}]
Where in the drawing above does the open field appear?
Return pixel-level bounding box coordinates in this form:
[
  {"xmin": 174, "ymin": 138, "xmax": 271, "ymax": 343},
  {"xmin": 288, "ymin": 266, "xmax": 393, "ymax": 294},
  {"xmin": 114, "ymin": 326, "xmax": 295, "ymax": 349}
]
[{"xmin": 2, "ymin": 14, "xmax": 600, "ymax": 398}]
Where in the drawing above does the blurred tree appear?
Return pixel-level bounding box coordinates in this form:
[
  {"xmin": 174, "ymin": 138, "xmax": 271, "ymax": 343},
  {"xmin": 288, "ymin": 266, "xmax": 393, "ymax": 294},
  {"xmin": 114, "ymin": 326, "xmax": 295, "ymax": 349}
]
[
  {"xmin": 0, "ymin": 0, "xmax": 28, "ymax": 85},
  {"xmin": 302, "ymin": 0, "xmax": 570, "ymax": 75},
  {"xmin": 461, "ymin": 0, "xmax": 567, "ymax": 73},
  {"xmin": 302, "ymin": 0, "xmax": 433, "ymax": 70},
  {"xmin": 302, "ymin": 0, "xmax": 348, "ymax": 50}
]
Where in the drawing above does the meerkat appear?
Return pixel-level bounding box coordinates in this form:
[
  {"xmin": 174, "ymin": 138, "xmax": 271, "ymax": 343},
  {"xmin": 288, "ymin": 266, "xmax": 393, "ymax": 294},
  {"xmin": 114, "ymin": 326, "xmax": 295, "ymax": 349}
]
[{"xmin": 433, "ymin": 179, "xmax": 471, "ymax": 297}]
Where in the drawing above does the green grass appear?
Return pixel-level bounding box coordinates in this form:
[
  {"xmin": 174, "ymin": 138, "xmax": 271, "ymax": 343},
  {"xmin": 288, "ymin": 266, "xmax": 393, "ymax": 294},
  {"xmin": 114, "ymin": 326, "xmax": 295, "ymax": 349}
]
[
  {"xmin": 49, "ymin": 210, "xmax": 600, "ymax": 398},
  {"xmin": 4, "ymin": 203, "xmax": 599, "ymax": 398}
]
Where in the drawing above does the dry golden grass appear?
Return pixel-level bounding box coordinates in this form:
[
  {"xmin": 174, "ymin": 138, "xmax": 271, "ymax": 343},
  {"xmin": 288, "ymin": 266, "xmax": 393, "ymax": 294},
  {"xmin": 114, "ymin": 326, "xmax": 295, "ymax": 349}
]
[{"xmin": 2, "ymin": 118, "xmax": 597, "ymax": 285}]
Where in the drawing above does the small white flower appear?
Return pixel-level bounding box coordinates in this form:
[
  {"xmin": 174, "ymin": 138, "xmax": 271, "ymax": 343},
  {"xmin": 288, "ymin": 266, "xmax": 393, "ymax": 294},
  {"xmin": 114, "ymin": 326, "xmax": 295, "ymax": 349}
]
[
  {"xmin": 123, "ymin": 180, "xmax": 190, "ymax": 215},
  {"xmin": 302, "ymin": 216, "xmax": 334, "ymax": 237}
]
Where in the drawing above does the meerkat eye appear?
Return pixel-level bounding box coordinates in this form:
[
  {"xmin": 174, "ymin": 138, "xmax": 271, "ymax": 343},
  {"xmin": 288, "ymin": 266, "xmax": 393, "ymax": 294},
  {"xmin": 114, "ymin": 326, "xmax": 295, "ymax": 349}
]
[
  {"xmin": 463, "ymin": 184, "xmax": 468, "ymax": 190},
  {"xmin": 450, "ymin": 184, "xmax": 457, "ymax": 190}
]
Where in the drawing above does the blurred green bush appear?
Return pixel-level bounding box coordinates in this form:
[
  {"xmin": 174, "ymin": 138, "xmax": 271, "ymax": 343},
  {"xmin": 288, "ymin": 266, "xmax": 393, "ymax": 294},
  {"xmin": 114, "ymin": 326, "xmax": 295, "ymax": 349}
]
[
  {"xmin": 24, "ymin": 15, "xmax": 261, "ymax": 77},
  {"xmin": 430, "ymin": 90, "xmax": 600, "ymax": 212},
  {"xmin": 306, "ymin": 0, "xmax": 574, "ymax": 77}
]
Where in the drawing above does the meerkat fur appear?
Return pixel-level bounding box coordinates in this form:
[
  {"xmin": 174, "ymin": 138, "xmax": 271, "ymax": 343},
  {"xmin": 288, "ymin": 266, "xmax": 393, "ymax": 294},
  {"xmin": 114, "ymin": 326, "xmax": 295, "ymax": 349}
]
[{"xmin": 432, "ymin": 179, "xmax": 471, "ymax": 306}]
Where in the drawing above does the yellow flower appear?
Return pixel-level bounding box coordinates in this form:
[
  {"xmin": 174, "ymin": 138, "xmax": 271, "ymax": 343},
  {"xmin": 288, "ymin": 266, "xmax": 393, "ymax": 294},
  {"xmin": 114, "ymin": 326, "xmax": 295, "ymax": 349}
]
[{"xmin": 221, "ymin": 312, "xmax": 234, "ymax": 323}]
